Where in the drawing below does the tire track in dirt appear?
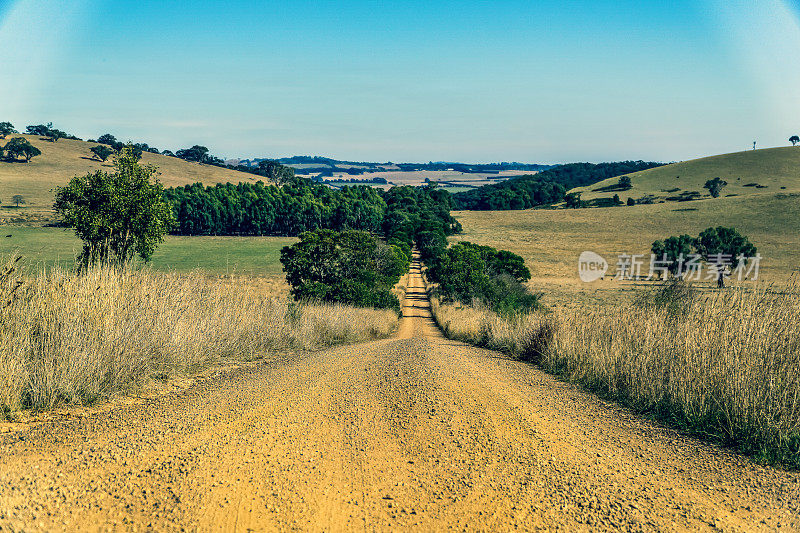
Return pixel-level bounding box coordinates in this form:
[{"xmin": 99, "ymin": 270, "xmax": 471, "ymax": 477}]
[{"xmin": 0, "ymin": 254, "xmax": 798, "ymax": 531}]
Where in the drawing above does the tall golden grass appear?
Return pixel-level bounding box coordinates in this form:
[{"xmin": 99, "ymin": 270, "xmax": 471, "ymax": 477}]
[
  {"xmin": 432, "ymin": 281, "xmax": 800, "ymax": 467},
  {"xmin": 0, "ymin": 257, "xmax": 398, "ymax": 412}
]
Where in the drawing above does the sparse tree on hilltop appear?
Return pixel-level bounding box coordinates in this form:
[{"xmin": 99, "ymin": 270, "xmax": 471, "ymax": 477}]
[
  {"xmin": 90, "ymin": 145, "xmax": 114, "ymax": 162},
  {"xmin": 176, "ymin": 145, "xmax": 209, "ymax": 163},
  {"xmin": 11, "ymin": 195, "xmax": 24, "ymax": 207},
  {"xmin": 0, "ymin": 122, "xmax": 16, "ymax": 139},
  {"xmin": 3, "ymin": 137, "xmax": 41, "ymax": 162},
  {"xmin": 791, "ymin": 135, "xmax": 799, "ymax": 146},
  {"xmin": 704, "ymin": 177, "xmax": 727, "ymax": 198},
  {"xmin": 53, "ymin": 146, "xmax": 175, "ymax": 268}
]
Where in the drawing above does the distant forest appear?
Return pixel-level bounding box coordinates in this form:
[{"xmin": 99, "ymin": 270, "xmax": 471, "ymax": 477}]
[
  {"xmin": 164, "ymin": 172, "xmax": 461, "ymax": 259},
  {"xmin": 451, "ymin": 161, "xmax": 664, "ymax": 210}
]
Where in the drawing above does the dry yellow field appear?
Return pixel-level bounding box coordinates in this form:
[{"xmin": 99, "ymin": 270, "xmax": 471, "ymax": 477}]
[
  {"xmin": 572, "ymin": 146, "xmax": 800, "ymax": 202},
  {"xmin": 453, "ymin": 192, "xmax": 800, "ymax": 307},
  {"xmin": 0, "ymin": 135, "xmax": 259, "ymax": 223}
]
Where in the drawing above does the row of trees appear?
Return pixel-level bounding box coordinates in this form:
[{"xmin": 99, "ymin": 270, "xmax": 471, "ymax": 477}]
[
  {"xmin": 452, "ymin": 161, "xmax": 663, "ymax": 210},
  {"xmin": 164, "ymin": 178, "xmax": 459, "ymax": 241}
]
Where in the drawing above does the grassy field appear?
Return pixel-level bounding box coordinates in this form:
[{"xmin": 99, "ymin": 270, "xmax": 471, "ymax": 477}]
[
  {"xmin": 1, "ymin": 226, "xmax": 293, "ymax": 278},
  {"xmin": 572, "ymin": 146, "xmax": 800, "ymax": 203},
  {"xmin": 431, "ymin": 281, "xmax": 800, "ymax": 468},
  {"xmin": 0, "ymin": 135, "xmax": 259, "ymax": 223},
  {"xmin": 0, "ymin": 261, "xmax": 397, "ymax": 412},
  {"xmin": 453, "ymin": 192, "xmax": 800, "ymax": 307}
]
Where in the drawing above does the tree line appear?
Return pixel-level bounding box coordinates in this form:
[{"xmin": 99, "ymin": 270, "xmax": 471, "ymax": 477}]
[{"xmin": 451, "ymin": 161, "xmax": 663, "ymax": 210}]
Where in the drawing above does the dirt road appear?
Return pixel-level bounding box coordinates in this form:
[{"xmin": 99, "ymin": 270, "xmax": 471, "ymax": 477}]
[{"xmin": 1, "ymin": 257, "xmax": 798, "ymax": 531}]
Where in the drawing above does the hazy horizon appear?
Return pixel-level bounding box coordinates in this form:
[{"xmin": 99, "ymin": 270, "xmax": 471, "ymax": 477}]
[{"xmin": 2, "ymin": 0, "xmax": 799, "ymax": 164}]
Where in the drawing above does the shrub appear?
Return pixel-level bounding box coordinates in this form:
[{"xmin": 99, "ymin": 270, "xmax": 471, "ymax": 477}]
[
  {"xmin": 280, "ymin": 229, "xmax": 407, "ymax": 309},
  {"xmin": 427, "ymin": 242, "xmax": 538, "ymax": 314}
]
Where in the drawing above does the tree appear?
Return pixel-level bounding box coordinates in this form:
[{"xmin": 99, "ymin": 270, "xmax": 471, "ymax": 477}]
[
  {"xmin": 426, "ymin": 242, "xmax": 537, "ymax": 314},
  {"xmin": 651, "ymin": 235, "xmax": 695, "ymax": 278},
  {"xmin": 90, "ymin": 145, "xmax": 114, "ymax": 162},
  {"xmin": 176, "ymin": 145, "xmax": 209, "ymax": 163},
  {"xmin": 257, "ymin": 159, "xmax": 296, "ymax": 185},
  {"xmin": 53, "ymin": 146, "xmax": 175, "ymax": 268},
  {"xmin": 26, "ymin": 124, "xmax": 50, "ymax": 137},
  {"xmin": 280, "ymin": 229, "xmax": 404, "ymax": 309},
  {"xmin": 25, "ymin": 122, "xmax": 68, "ymax": 142},
  {"xmin": 0, "ymin": 122, "xmax": 16, "ymax": 139},
  {"xmin": 618, "ymin": 175, "xmax": 632, "ymax": 189},
  {"xmin": 694, "ymin": 226, "xmax": 756, "ymax": 288},
  {"xmin": 626, "ymin": 197, "xmax": 636, "ymax": 206},
  {"xmin": 3, "ymin": 137, "xmax": 41, "ymax": 162},
  {"xmin": 704, "ymin": 177, "xmax": 727, "ymax": 198},
  {"xmin": 612, "ymin": 193, "xmax": 622, "ymax": 205},
  {"xmin": 564, "ymin": 192, "xmax": 585, "ymax": 208},
  {"xmin": 97, "ymin": 133, "xmax": 117, "ymax": 145},
  {"xmin": 46, "ymin": 128, "xmax": 66, "ymax": 142},
  {"xmin": 790, "ymin": 135, "xmax": 799, "ymax": 146},
  {"xmin": 11, "ymin": 195, "xmax": 24, "ymax": 207}
]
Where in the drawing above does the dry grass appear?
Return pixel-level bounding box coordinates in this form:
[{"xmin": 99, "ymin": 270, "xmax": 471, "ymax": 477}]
[
  {"xmin": 431, "ymin": 281, "xmax": 800, "ymax": 467},
  {"xmin": 572, "ymin": 146, "xmax": 800, "ymax": 202},
  {"xmin": 453, "ymin": 192, "xmax": 800, "ymax": 308},
  {"xmin": 0, "ymin": 257, "xmax": 397, "ymax": 412}
]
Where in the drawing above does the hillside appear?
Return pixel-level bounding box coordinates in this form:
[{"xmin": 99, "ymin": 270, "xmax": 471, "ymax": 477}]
[
  {"xmin": 571, "ymin": 147, "xmax": 800, "ymax": 203},
  {"xmin": 0, "ymin": 135, "xmax": 259, "ymax": 224}
]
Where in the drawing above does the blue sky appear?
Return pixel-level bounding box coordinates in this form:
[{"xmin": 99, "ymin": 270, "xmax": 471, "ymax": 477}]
[{"xmin": 1, "ymin": 0, "xmax": 799, "ymax": 163}]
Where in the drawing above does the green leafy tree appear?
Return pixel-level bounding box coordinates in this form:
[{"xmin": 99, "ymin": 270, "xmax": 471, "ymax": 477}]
[
  {"xmin": 97, "ymin": 133, "xmax": 118, "ymax": 145},
  {"xmin": 3, "ymin": 137, "xmax": 41, "ymax": 162},
  {"xmin": 626, "ymin": 197, "xmax": 636, "ymax": 206},
  {"xmin": 695, "ymin": 227, "xmax": 756, "ymax": 287},
  {"xmin": 704, "ymin": 177, "xmax": 728, "ymax": 198},
  {"xmin": 790, "ymin": 135, "xmax": 799, "ymax": 146},
  {"xmin": 280, "ymin": 229, "xmax": 404, "ymax": 309},
  {"xmin": 416, "ymin": 230, "xmax": 448, "ymax": 263},
  {"xmin": 564, "ymin": 192, "xmax": 585, "ymax": 208},
  {"xmin": 0, "ymin": 122, "xmax": 16, "ymax": 139},
  {"xmin": 618, "ymin": 175, "xmax": 632, "ymax": 188},
  {"xmin": 46, "ymin": 128, "xmax": 66, "ymax": 142},
  {"xmin": 257, "ymin": 159, "xmax": 296, "ymax": 185},
  {"xmin": 427, "ymin": 242, "xmax": 537, "ymax": 313},
  {"xmin": 53, "ymin": 146, "xmax": 175, "ymax": 268},
  {"xmin": 90, "ymin": 145, "xmax": 114, "ymax": 162},
  {"xmin": 176, "ymin": 145, "xmax": 209, "ymax": 163},
  {"xmin": 651, "ymin": 235, "xmax": 696, "ymax": 277},
  {"xmin": 612, "ymin": 193, "xmax": 621, "ymax": 205}
]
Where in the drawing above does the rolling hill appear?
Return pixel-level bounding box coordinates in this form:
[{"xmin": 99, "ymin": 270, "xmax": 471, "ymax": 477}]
[
  {"xmin": 571, "ymin": 146, "xmax": 800, "ymax": 203},
  {"xmin": 0, "ymin": 134, "xmax": 260, "ymax": 224}
]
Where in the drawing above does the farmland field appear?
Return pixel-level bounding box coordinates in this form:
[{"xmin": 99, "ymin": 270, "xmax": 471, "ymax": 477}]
[
  {"xmin": 3, "ymin": 226, "xmax": 293, "ymax": 278},
  {"xmin": 453, "ymin": 192, "xmax": 800, "ymax": 307}
]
